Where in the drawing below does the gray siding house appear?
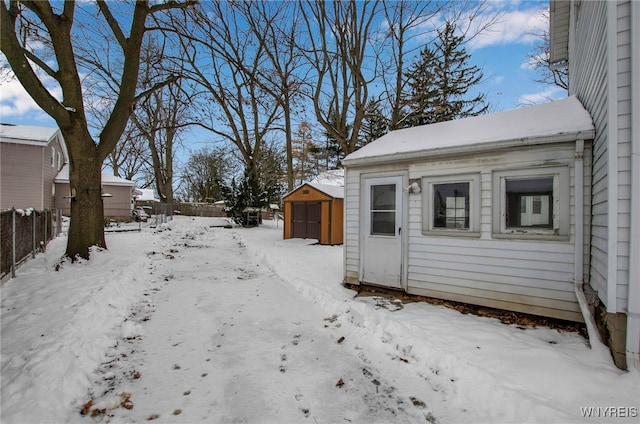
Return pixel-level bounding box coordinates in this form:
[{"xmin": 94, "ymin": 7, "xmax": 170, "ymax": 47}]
[
  {"xmin": 342, "ymin": 0, "xmax": 639, "ymax": 370},
  {"xmin": 550, "ymin": 0, "xmax": 639, "ymax": 369},
  {"xmin": 1, "ymin": 124, "xmax": 137, "ymax": 221},
  {"xmin": 54, "ymin": 164, "xmax": 136, "ymax": 221},
  {"xmin": 0, "ymin": 124, "xmax": 67, "ymax": 211}
]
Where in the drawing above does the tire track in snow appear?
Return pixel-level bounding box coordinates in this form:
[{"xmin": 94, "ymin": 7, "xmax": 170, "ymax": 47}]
[{"xmin": 85, "ymin": 221, "xmax": 436, "ymax": 423}]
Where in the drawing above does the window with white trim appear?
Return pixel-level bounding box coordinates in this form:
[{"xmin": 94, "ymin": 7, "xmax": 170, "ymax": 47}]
[
  {"xmin": 51, "ymin": 147, "xmax": 55, "ymax": 167},
  {"xmin": 422, "ymin": 174, "xmax": 480, "ymax": 236},
  {"xmin": 492, "ymin": 166, "xmax": 569, "ymax": 238}
]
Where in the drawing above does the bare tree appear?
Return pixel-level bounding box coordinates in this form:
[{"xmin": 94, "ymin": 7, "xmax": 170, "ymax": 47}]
[
  {"xmin": 300, "ymin": 0, "xmax": 380, "ymax": 156},
  {"xmin": 292, "ymin": 122, "xmax": 319, "ymax": 185},
  {"xmin": 107, "ymin": 121, "xmax": 150, "ymax": 183},
  {"xmin": 129, "ymin": 38, "xmax": 194, "ymax": 205},
  {"xmin": 99, "ymin": 35, "xmax": 193, "ymax": 199},
  {"xmin": 1, "ymin": 0, "xmax": 193, "ymax": 259},
  {"xmin": 242, "ymin": 1, "xmax": 308, "ymax": 192},
  {"xmin": 526, "ymin": 9, "xmax": 568, "ymax": 92},
  {"xmin": 180, "ymin": 147, "xmax": 236, "ymax": 203},
  {"xmin": 172, "ymin": 2, "xmax": 281, "ymax": 207},
  {"xmin": 374, "ymin": 1, "xmax": 447, "ymax": 130}
]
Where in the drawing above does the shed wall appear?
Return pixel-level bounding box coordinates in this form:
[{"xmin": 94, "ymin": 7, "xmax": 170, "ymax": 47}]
[{"xmin": 283, "ymin": 185, "xmax": 343, "ymax": 245}]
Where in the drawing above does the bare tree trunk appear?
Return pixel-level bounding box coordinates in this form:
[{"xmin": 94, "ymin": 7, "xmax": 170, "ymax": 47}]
[
  {"xmin": 1, "ymin": 0, "xmax": 193, "ymax": 259},
  {"xmin": 65, "ymin": 122, "xmax": 106, "ymax": 257}
]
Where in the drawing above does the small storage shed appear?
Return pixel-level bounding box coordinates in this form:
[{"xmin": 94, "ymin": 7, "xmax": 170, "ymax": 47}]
[
  {"xmin": 283, "ymin": 183, "xmax": 344, "ymax": 245},
  {"xmin": 341, "ymin": 96, "xmax": 595, "ymax": 322}
]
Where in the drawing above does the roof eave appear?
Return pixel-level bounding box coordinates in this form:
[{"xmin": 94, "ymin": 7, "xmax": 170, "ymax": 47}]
[{"xmin": 342, "ymin": 130, "xmax": 595, "ymax": 168}]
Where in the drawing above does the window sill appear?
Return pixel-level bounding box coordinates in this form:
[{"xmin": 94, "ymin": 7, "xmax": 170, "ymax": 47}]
[
  {"xmin": 422, "ymin": 230, "xmax": 481, "ymax": 238},
  {"xmin": 491, "ymin": 232, "xmax": 569, "ymax": 242}
]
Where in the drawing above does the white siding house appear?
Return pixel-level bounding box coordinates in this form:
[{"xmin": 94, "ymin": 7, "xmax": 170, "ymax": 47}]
[
  {"xmin": 549, "ymin": 0, "xmax": 639, "ymax": 370},
  {"xmin": 343, "ymin": 96, "xmax": 594, "ymax": 323}
]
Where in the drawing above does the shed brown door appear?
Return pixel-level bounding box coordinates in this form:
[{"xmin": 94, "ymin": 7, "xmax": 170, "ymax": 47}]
[{"xmin": 291, "ymin": 202, "xmax": 321, "ymax": 240}]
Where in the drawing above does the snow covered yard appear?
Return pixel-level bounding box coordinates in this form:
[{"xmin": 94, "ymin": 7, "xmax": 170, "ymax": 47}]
[{"xmin": 1, "ymin": 216, "xmax": 638, "ymax": 424}]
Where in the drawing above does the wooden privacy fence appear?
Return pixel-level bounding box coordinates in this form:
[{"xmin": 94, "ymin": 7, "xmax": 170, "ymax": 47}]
[{"xmin": 1, "ymin": 209, "xmax": 57, "ymax": 280}]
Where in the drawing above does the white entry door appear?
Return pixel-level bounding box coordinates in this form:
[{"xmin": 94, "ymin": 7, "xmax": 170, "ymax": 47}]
[{"xmin": 362, "ymin": 176, "xmax": 404, "ymax": 288}]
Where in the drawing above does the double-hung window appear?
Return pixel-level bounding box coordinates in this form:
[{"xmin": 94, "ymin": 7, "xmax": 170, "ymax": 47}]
[
  {"xmin": 422, "ymin": 174, "xmax": 480, "ymax": 236},
  {"xmin": 492, "ymin": 166, "xmax": 569, "ymax": 238}
]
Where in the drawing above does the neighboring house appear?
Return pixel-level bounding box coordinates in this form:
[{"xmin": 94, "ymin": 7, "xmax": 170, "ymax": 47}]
[
  {"xmin": 0, "ymin": 124, "xmax": 67, "ymax": 211},
  {"xmin": 549, "ymin": 0, "xmax": 639, "ymax": 370},
  {"xmin": 54, "ymin": 164, "xmax": 136, "ymax": 221},
  {"xmin": 342, "ymin": 97, "xmax": 594, "ymax": 327},
  {"xmin": 283, "ymin": 182, "xmax": 344, "ymax": 245}
]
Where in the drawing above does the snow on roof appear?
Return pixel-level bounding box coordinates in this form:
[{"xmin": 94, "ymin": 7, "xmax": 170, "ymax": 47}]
[
  {"xmin": 343, "ymin": 96, "xmax": 595, "ymax": 166},
  {"xmin": 307, "ymin": 182, "xmax": 344, "ymax": 199},
  {"xmin": 310, "ymin": 169, "xmax": 344, "ymax": 186},
  {"xmin": 0, "ymin": 124, "xmax": 60, "ymax": 146},
  {"xmin": 54, "ymin": 164, "xmax": 134, "ymax": 187},
  {"xmin": 134, "ymin": 188, "xmax": 159, "ymax": 202}
]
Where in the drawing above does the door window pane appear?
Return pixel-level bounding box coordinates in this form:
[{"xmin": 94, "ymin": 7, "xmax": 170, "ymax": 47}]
[
  {"xmin": 370, "ymin": 184, "xmax": 396, "ymax": 236},
  {"xmin": 506, "ymin": 177, "xmax": 553, "ymax": 228},
  {"xmin": 433, "ymin": 183, "xmax": 469, "ymax": 229},
  {"xmin": 371, "ymin": 184, "xmax": 396, "ymax": 210},
  {"xmin": 371, "ymin": 211, "xmax": 396, "ymax": 235}
]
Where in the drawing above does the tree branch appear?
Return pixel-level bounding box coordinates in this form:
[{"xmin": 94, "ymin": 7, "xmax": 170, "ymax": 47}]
[
  {"xmin": 95, "ymin": 0, "xmax": 127, "ymax": 49},
  {"xmin": 133, "ymin": 74, "xmax": 180, "ymax": 103}
]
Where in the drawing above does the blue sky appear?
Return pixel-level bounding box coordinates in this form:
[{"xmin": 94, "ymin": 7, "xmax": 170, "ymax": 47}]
[{"xmin": 0, "ymin": 0, "xmax": 561, "ymax": 139}]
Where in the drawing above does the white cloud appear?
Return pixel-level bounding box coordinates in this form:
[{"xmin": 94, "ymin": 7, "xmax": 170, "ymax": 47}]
[
  {"xmin": 0, "ymin": 77, "xmax": 43, "ymax": 118},
  {"xmin": 0, "ymin": 56, "xmax": 62, "ymax": 122},
  {"xmin": 519, "ymin": 86, "xmax": 565, "ymax": 105},
  {"xmin": 491, "ymin": 75, "xmax": 505, "ymax": 85},
  {"xmin": 467, "ymin": 7, "xmax": 548, "ymax": 50}
]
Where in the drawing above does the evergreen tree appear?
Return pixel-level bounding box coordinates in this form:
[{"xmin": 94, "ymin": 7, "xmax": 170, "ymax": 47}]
[
  {"xmin": 403, "ymin": 21, "xmax": 489, "ymax": 127},
  {"xmin": 224, "ymin": 140, "xmax": 285, "ymax": 225},
  {"xmin": 360, "ymin": 100, "xmax": 389, "ymax": 146}
]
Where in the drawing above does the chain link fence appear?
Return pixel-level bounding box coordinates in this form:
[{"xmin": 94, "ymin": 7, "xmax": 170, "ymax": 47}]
[{"xmin": 1, "ymin": 208, "xmax": 59, "ymax": 281}]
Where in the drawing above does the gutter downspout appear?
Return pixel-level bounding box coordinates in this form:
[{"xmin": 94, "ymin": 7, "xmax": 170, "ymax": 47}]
[
  {"xmin": 606, "ymin": 0, "xmax": 619, "ymax": 315},
  {"xmin": 574, "ymin": 140, "xmax": 610, "ymax": 359},
  {"xmin": 626, "ymin": 0, "xmax": 640, "ymax": 371}
]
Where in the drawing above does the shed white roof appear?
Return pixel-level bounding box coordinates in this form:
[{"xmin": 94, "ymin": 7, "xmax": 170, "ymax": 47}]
[
  {"xmin": 342, "ymin": 96, "xmax": 595, "ymax": 166},
  {"xmin": 0, "ymin": 124, "xmax": 60, "ymax": 146},
  {"xmin": 307, "ymin": 182, "xmax": 344, "ymax": 199},
  {"xmin": 55, "ymin": 164, "xmax": 135, "ymax": 187}
]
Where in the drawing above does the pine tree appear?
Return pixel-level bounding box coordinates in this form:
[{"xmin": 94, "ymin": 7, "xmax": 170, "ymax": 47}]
[
  {"xmin": 403, "ymin": 21, "xmax": 489, "ymax": 127},
  {"xmin": 360, "ymin": 100, "xmax": 389, "ymax": 146}
]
